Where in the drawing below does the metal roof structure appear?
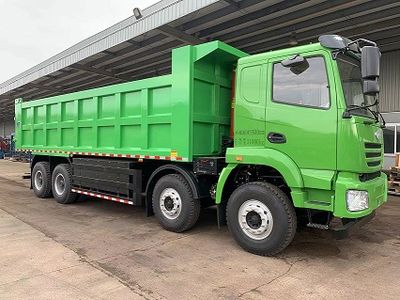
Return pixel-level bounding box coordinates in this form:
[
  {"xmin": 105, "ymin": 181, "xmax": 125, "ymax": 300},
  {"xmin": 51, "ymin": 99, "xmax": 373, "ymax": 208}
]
[{"xmin": 1, "ymin": 0, "xmax": 400, "ymax": 119}]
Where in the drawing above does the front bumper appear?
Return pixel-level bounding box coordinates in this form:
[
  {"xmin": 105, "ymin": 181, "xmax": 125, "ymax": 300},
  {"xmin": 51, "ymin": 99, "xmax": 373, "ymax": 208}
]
[
  {"xmin": 334, "ymin": 171, "xmax": 387, "ymax": 218},
  {"xmin": 331, "ymin": 211, "xmax": 376, "ymax": 239}
]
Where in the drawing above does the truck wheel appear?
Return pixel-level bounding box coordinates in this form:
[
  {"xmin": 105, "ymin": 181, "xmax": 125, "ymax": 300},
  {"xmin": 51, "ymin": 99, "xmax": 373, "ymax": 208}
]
[
  {"xmin": 32, "ymin": 162, "xmax": 52, "ymax": 198},
  {"xmin": 152, "ymin": 174, "xmax": 200, "ymax": 232},
  {"xmin": 52, "ymin": 164, "xmax": 77, "ymax": 204},
  {"xmin": 226, "ymin": 182, "xmax": 297, "ymax": 256}
]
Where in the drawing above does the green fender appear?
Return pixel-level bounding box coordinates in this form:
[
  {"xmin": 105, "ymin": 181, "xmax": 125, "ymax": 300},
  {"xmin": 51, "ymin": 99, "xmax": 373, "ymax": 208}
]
[{"xmin": 216, "ymin": 147, "xmax": 304, "ymax": 204}]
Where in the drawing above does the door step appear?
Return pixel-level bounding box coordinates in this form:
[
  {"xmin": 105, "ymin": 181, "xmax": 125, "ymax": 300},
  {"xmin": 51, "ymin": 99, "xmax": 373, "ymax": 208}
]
[{"xmin": 306, "ymin": 222, "xmax": 329, "ymax": 230}]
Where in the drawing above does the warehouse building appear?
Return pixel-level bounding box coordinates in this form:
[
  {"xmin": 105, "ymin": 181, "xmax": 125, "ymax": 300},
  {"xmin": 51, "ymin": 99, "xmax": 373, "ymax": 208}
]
[{"xmin": 1, "ymin": 0, "xmax": 399, "ymax": 168}]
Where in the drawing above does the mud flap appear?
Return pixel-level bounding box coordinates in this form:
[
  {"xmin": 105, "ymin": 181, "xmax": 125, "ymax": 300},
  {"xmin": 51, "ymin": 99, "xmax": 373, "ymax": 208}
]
[{"xmin": 217, "ymin": 202, "xmax": 227, "ymax": 228}]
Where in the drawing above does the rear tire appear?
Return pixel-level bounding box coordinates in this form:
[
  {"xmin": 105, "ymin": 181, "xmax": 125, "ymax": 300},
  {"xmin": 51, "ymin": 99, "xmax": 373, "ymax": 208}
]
[
  {"xmin": 152, "ymin": 174, "xmax": 200, "ymax": 232},
  {"xmin": 227, "ymin": 182, "xmax": 297, "ymax": 256},
  {"xmin": 32, "ymin": 162, "xmax": 52, "ymax": 198},
  {"xmin": 52, "ymin": 164, "xmax": 77, "ymax": 204}
]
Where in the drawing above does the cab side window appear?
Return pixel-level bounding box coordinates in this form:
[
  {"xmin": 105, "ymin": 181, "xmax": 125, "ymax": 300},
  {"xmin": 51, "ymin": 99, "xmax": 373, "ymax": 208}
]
[{"xmin": 272, "ymin": 56, "xmax": 330, "ymax": 108}]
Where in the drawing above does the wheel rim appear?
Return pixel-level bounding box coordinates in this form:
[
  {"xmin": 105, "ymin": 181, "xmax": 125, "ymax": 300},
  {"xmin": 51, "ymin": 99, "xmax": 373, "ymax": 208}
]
[
  {"xmin": 54, "ymin": 173, "xmax": 66, "ymax": 196},
  {"xmin": 238, "ymin": 199, "xmax": 273, "ymax": 240},
  {"xmin": 34, "ymin": 170, "xmax": 44, "ymax": 191},
  {"xmin": 159, "ymin": 188, "xmax": 182, "ymax": 220}
]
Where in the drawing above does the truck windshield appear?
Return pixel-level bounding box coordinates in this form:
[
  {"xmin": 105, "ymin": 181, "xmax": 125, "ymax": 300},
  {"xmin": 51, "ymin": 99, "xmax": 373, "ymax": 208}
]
[{"xmin": 336, "ymin": 53, "xmax": 376, "ymax": 118}]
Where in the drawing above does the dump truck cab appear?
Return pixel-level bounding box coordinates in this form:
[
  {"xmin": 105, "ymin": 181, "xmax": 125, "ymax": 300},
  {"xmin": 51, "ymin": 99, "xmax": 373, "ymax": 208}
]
[{"xmin": 216, "ymin": 35, "xmax": 387, "ymax": 254}]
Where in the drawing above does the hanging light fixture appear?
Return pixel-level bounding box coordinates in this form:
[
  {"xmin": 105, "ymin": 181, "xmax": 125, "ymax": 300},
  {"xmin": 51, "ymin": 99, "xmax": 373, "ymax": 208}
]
[
  {"xmin": 133, "ymin": 7, "xmax": 143, "ymax": 20},
  {"xmin": 289, "ymin": 32, "xmax": 298, "ymax": 46}
]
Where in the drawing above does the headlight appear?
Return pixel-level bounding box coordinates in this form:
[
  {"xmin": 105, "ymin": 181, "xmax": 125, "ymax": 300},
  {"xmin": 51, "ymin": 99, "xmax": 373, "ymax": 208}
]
[
  {"xmin": 374, "ymin": 128, "xmax": 383, "ymax": 143},
  {"xmin": 346, "ymin": 190, "xmax": 369, "ymax": 212}
]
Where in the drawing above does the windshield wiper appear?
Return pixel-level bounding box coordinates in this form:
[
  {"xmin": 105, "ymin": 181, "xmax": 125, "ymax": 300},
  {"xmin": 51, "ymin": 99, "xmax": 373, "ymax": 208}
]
[
  {"xmin": 343, "ymin": 102, "xmax": 379, "ymax": 123},
  {"xmin": 343, "ymin": 102, "xmax": 386, "ymax": 127}
]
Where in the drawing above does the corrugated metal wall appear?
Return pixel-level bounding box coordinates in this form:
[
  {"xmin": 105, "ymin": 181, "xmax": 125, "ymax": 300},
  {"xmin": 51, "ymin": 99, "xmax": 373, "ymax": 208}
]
[{"xmin": 380, "ymin": 50, "xmax": 400, "ymax": 113}]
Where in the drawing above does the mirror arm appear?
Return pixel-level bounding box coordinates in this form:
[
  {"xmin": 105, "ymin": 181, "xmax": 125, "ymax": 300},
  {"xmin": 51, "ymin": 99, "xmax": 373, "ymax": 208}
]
[
  {"xmin": 374, "ymin": 96, "xmax": 386, "ymax": 128},
  {"xmin": 332, "ymin": 48, "xmax": 347, "ymax": 60},
  {"xmin": 348, "ymin": 38, "xmax": 377, "ymax": 50},
  {"xmin": 332, "ymin": 50, "xmax": 339, "ymax": 60}
]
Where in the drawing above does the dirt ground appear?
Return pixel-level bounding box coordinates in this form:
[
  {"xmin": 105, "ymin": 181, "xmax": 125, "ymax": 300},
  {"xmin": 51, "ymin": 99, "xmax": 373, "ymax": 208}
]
[{"xmin": 0, "ymin": 159, "xmax": 399, "ymax": 299}]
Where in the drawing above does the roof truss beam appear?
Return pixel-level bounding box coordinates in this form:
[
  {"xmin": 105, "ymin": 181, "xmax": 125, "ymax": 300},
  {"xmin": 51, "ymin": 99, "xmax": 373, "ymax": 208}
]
[
  {"xmin": 223, "ymin": 0, "xmax": 241, "ymax": 8},
  {"xmin": 37, "ymin": 69, "xmax": 79, "ymax": 86},
  {"xmin": 197, "ymin": 0, "xmax": 307, "ymax": 38},
  {"xmin": 230, "ymin": 0, "xmax": 400, "ymax": 49},
  {"xmin": 87, "ymin": 34, "xmax": 166, "ymax": 67},
  {"xmin": 113, "ymin": 52, "xmax": 171, "ymax": 75},
  {"xmin": 180, "ymin": 0, "xmax": 262, "ymax": 31},
  {"xmin": 121, "ymin": 61, "xmax": 171, "ymax": 78},
  {"xmin": 69, "ymin": 64, "xmax": 131, "ymax": 82},
  {"xmin": 236, "ymin": 2, "xmax": 400, "ymax": 52},
  {"xmin": 157, "ymin": 25, "xmax": 204, "ymax": 45},
  {"xmin": 101, "ymin": 39, "xmax": 182, "ymax": 70},
  {"xmin": 62, "ymin": 77, "xmax": 123, "ymax": 94},
  {"xmin": 102, "ymin": 50, "xmax": 118, "ymax": 58},
  {"xmin": 212, "ymin": 0, "xmax": 354, "ymax": 42},
  {"xmin": 26, "ymin": 83, "xmax": 64, "ymax": 93}
]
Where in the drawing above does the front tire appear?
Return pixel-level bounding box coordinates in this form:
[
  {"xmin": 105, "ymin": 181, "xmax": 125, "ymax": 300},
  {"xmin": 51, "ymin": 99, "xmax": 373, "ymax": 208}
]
[
  {"xmin": 32, "ymin": 162, "xmax": 52, "ymax": 198},
  {"xmin": 52, "ymin": 164, "xmax": 77, "ymax": 204},
  {"xmin": 227, "ymin": 182, "xmax": 297, "ymax": 256},
  {"xmin": 152, "ymin": 174, "xmax": 200, "ymax": 232}
]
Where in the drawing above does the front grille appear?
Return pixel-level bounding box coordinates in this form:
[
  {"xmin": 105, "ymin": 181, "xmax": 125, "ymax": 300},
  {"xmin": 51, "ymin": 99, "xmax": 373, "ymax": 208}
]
[
  {"xmin": 365, "ymin": 152, "xmax": 381, "ymax": 158},
  {"xmin": 359, "ymin": 171, "xmax": 381, "ymax": 182},
  {"xmin": 365, "ymin": 142, "xmax": 381, "ymax": 149},
  {"xmin": 364, "ymin": 142, "xmax": 382, "ymax": 168},
  {"xmin": 367, "ymin": 161, "xmax": 381, "ymax": 167}
]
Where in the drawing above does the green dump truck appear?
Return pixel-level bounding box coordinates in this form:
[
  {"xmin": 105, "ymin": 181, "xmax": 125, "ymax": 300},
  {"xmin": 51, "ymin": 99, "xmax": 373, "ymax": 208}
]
[{"xmin": 15, "ymin": 35, "xmax": 387, "ymax": 256}]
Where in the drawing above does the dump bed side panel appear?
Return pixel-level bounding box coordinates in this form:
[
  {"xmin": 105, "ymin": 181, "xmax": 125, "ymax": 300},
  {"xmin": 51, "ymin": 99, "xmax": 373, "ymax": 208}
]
[{"xmin": 15, "ymin": 75, "xmax": 186, "ymax": 159}]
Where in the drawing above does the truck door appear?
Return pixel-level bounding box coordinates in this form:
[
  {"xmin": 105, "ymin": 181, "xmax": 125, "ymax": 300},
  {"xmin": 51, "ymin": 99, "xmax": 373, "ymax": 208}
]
[{"xmin": 266, "ymin": 51, "xmax": 337, "ymax": 170}]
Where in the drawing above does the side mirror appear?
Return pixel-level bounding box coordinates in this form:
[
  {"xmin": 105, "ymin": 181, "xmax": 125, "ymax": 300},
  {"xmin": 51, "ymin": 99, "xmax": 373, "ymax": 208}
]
[
  {"xmin": 361, "ymin": 46, "xmax": 381, "ymax": 79},
  {"xmin": 281, "ymin": 55, "xmax": 309, "ymax": 75},
  {"xmin": 319, "ymin": 35, "xmax": 348, "ymax": 50},
  {"xmin": 363, "ymin": 79, "xmax": 379, "ymax": 96}
]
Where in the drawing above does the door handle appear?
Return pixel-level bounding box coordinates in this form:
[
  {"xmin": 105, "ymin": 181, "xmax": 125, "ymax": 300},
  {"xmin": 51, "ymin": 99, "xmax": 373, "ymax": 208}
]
[{"xmin": 267, "ymin": 132, "xmax": 286, "ymax": 144}]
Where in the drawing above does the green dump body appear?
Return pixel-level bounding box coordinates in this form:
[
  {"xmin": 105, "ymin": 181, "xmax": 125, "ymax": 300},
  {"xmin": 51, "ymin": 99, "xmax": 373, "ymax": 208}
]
[{"xmin": 15, "ymin": 42, "xmax": 248, "ymax": 161}]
